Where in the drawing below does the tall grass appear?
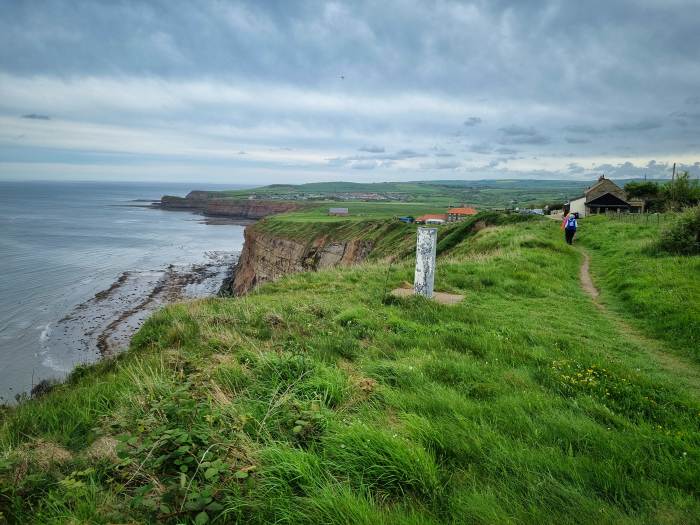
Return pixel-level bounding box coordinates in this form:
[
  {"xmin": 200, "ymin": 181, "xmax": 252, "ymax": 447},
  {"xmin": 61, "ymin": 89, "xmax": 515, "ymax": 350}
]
[
  {"xmin": 1, "ymin": 218, "xmax": 698, "ymax": 524},
  {"xmin": 578, "ymin": 215, "xmax": 700, "ymax": 360}
]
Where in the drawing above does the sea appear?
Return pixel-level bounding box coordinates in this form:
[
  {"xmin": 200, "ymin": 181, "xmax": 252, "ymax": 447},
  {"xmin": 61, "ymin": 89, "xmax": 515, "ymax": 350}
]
[{"xmin": 0, "ymin": 180, "xmax": 247, "ymax": 403}]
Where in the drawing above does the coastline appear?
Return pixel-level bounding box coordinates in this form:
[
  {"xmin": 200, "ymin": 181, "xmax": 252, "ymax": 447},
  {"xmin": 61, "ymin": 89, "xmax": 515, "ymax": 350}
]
[
  {"xmin": 0, "ymin": 182, "xmax": 251, "ymax": 405},
  {"xmin": 45, "ymin": 252, "xmax": 239, "ymax": 368}
]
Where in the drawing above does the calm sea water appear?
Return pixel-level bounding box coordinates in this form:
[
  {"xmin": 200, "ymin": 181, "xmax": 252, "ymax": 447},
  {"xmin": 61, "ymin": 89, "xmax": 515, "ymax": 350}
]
[{"xmin": 0, "ymin": 181, "xmax": 247, "ymax": 403}]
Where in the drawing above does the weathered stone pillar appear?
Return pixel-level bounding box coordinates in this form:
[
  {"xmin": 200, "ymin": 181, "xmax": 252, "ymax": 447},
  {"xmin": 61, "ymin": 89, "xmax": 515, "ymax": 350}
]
[{"xmin": 414, "ymin": 227, "xmax": 437, "ymax": 298}]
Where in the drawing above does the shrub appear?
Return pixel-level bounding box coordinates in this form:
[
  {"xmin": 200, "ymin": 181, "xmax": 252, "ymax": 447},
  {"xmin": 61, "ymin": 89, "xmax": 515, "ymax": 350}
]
[{"xmin": 656, "ymin": 206, "xmax": 700, "ymax": 255}]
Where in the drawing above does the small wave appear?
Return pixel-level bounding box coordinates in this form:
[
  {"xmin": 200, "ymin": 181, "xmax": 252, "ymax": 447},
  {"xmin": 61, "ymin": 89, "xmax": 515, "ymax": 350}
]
[
  {"xmin": 39, "ymin": 323, "xmax": 51, "ymax": 342},
  {"xmin": 41, "ymin": 352, "xmax": 73, "ymax": 373}
]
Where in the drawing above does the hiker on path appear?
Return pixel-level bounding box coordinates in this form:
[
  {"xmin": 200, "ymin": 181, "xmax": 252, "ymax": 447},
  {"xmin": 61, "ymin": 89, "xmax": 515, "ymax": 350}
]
[{"xmin": 562, "ymin": 212, "xmax": 577, "ymax": 245}]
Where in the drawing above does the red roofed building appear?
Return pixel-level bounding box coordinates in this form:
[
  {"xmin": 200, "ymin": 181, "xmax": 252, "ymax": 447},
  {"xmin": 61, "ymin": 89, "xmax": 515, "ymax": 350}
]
[
  {"xmin": 447, "ymin": 207, "xmax": 478, "ymax": 222},
  {"xmin": 415, "ymin": 213, "xmax": 447, "ymax": 224}
]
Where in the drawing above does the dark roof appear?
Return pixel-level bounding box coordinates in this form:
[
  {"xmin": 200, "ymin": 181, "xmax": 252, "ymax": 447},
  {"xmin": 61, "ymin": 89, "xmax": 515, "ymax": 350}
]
[{"xmin": 586, "ymin": 193, "xmax": 630, "ymax": 207}]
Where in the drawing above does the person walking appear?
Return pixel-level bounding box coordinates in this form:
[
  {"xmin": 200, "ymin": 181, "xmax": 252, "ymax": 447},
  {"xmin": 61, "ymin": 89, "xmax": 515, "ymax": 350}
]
[{"xmin": 562, "ymin": 212, "xmax": 577, "ymax": 245}]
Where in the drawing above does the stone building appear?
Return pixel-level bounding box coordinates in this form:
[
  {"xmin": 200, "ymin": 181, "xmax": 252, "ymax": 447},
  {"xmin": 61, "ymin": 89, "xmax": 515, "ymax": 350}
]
[{"xmin": 565, "ymin": 176, "xmax": 644, "ymax": 217}]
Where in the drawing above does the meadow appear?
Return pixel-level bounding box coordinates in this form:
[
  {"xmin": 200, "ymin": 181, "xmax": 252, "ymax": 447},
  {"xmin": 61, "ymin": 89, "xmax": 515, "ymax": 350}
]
[{"xmin": 1, "ymin": 216, "xmax": 698, "ymax": 524}]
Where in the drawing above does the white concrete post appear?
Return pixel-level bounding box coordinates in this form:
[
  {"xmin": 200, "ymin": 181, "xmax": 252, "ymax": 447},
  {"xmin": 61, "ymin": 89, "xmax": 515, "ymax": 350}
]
[{"xmin": 414, "ymin": 227, "xmax": 437, "ymax": 298}]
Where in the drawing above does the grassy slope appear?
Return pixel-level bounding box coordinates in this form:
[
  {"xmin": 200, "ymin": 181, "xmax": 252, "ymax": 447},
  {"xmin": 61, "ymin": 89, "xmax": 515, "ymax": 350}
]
[
  {"xmin": 577, "ymin": 216, "xmax": 700, "ymax": 362},
  {"xmin": 253, "ymin": 216, "xmax": 419, "ymax": 263},
  {"xmin": 255, "ymin": 211, "xmax": 532, "ymax": 263},
  {"xmin": 1, "ymin": 219, "xmax": 699, "ymax": 524}
]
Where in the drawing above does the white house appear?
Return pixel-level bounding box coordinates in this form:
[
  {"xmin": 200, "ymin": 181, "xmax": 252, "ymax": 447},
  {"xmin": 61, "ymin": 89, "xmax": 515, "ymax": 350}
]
[{"xmin": 568, "ymin": 196, "xmax": 587, "ymax": 217}]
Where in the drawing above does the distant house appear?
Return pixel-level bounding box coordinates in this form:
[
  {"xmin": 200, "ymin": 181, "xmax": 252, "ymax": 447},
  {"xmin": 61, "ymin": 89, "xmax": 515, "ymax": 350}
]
[
  {"xmin": 447, "ymin": 207, "xmax": 478, "ymax": 222},
  {"xmin": 415, "ymin": 213, "xmax": 447, "ymax": 225},
  {"xmin": 328, "ymin": 207, "xmax": 349, "ymax": 216},
  {"xmin": 564, "ymin": 175, "xmax": 643, "ymax": 217},
  {"xmin": 398, "ymin": 216, "xmax": 415, "ymax": 223}
]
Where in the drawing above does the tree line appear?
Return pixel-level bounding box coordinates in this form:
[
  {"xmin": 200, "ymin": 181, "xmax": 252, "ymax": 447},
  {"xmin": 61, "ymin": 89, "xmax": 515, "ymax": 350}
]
[{"xmin": 624, "ymin": 172, "xmax": 700, "ymax": 212}]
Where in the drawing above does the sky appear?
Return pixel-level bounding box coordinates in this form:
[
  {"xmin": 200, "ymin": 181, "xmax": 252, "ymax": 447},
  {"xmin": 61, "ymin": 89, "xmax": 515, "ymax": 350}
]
[{"xmin": 1, "ymin": 0, "xmax": 699, "ymax": 184}]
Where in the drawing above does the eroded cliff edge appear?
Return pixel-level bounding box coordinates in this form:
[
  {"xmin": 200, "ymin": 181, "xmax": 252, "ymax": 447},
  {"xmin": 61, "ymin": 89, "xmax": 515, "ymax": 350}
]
[
  {"xmin": 159, "ymin": 191, "xmax": 302, "ymax": 219},
  {"xmin": 224, "ymin": 218, "xmax": 419, "ymax": 295},
  {"xmin": 228, "ymin": 226, "xmax": 375, "ymax": 295}
]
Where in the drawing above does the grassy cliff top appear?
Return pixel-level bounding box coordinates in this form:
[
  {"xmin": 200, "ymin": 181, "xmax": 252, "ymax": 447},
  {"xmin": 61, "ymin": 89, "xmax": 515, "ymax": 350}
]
[{"xmin": 1, "ymin": 216, "xmax": 699, "ymax": 524}]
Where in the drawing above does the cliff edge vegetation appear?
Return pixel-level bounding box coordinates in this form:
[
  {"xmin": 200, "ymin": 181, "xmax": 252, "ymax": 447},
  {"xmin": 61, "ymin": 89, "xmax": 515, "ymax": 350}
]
[
  {"xmin": 227, "ymin": 212, "xmax": 530, "ymax": 295},
  {"xmin": 1, "ymin": 217, "xmax": 699, "ymax": 524}
]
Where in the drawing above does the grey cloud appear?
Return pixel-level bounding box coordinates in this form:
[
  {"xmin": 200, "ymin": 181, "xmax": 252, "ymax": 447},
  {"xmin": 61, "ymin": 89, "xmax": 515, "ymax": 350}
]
[
  {"xmin": 564, "ymin": 120, "xmax": 663, "ymax": 135},
  {"xmin": 567, "ymin": 163, "xmax": 586, "ymax": 174},
  {"xmin": 499, "ymin": 134, "xmax": 550, "ymax": 145},
  {"xmin": 358, "ymin": 145, "xmax": 384, "ymax": 153},
  {"xmin": 469, "ymin": 143, "xmax": 492, "ymax": 154},
  {"xmin": 326, "ymin": 148, "xmax": 426, "ymax": 167},
  {"xmin": 499, "ymin": 125, "xmax": 538, "ymax": 136},
  {"xmin": 420, "ymin": 160, "xmax": 460, "ymax": 170},
  {"xmin": 387, "ymin": 149, "xmax": 426, "ymax": 160},
  {"xmin": 1, "ymin": 0, "xmax": 699, "ymax": 183},
  {"xmin": 434, "ymin": 151, "xmax": 455, "ymax": 157},
  {"xmin": 22, "ymin": 113, "xmax": 50, "ymax": 120},
  {"xmin": 563, "ymin": 124, "xmax": 604, "ymax": 135},
  {"xmin": 495, "ymin": 147, "xmax": 518, "ymax": 154},
  {"xmin": 671, "ymin": 111, "xmax": 700, "ymax": 122},
  {"xmin": 498, "ymin": 125, "xmax": 550, "ymax": 145},
  {"xmin": 611, "ymin": 119, "xmax": 662, "ymax": 132}
]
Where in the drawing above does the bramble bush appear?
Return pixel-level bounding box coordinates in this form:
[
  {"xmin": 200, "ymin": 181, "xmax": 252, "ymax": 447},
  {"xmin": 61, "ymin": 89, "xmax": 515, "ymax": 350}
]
[{"xmin": 656, "ymin": 206, "xmax": 700, "ymax": 255}]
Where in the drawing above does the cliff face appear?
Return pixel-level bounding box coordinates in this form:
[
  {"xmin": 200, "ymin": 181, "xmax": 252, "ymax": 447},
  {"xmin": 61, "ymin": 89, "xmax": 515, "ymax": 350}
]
[
  {"xmin": 205, "ymin": 199, "xmax": 299, "ymax": 219},
  {"xmin": 159, "ymin": 192, "xmax": 300, "ymax": 219},
  {"xmin": 230, "ymin": 227, "xmax": 374, "ymax": 295}
]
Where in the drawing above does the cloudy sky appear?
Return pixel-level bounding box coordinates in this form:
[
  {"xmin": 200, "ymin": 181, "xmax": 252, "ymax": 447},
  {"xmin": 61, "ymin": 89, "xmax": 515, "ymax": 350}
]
[{"xmin": 1, "ymin": 0, "xmax": 699, "ymax": 183}]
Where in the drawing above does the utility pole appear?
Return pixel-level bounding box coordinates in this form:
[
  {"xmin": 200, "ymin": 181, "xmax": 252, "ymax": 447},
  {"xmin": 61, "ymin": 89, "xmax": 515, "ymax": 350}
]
[{"xmin": 672, "ymin": 162, "xmax": 677, "ymax": 209}]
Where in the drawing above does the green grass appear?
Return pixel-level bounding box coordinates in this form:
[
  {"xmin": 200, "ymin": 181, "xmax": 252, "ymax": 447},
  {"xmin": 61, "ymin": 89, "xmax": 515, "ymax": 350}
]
[
  {"xmin": 577, "ymin": 215, "xmax": 700, "ymax": 362},
  {"xmin": 216, "ymin": 179, "xmax": 593, "ymax": 209},
  {"xmin": 1, "ymin": 218, "xmax": 699, "ymax": 524},
  {"xmin": 266, "ymin": 201, "xmax": 449, "ymax": 222}
]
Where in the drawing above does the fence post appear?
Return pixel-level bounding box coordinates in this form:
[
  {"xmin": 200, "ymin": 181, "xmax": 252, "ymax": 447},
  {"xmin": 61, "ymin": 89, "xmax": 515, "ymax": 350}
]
[{"xmin": 414, "ymin": 227, "xmax": 437, "ymax": 298}]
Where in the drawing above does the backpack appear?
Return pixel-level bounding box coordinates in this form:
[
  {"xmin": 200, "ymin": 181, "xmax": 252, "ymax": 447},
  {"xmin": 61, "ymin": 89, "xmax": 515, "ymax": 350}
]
[{"xmin": 566, "ymin": 216, "xmax": 577, "ymax": 230}]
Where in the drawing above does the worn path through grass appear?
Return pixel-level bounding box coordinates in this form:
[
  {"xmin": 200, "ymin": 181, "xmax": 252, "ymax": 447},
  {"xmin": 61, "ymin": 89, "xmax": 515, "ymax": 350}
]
[{"xmin": 579, "ymin": 250, "xmax": 700, "ymax": 398}]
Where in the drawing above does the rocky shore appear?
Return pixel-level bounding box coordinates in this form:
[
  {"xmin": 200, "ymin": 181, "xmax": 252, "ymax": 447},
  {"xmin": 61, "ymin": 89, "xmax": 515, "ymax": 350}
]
[{"xmin": 45, "ymin": 252, "xmax": 238, "ymax": 365}]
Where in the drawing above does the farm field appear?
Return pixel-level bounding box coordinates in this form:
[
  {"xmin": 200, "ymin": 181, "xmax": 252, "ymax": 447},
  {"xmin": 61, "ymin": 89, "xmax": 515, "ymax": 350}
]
[{"xmin": 216, "ymin": 179, "xmax": 593, "ymax": 210}]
